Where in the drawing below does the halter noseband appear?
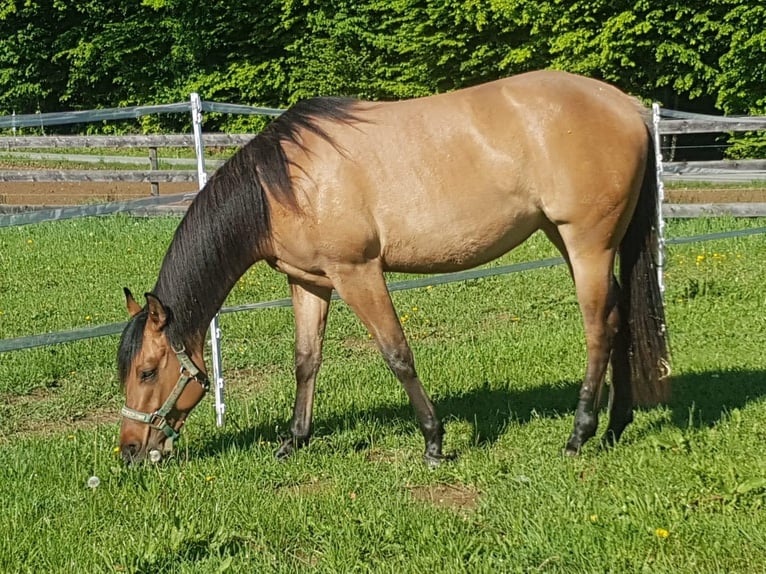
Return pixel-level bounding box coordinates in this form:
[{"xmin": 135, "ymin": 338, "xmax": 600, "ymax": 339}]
[{"xmin": 120, "ymin": 346, "xmax": 210, "ymax": 441}]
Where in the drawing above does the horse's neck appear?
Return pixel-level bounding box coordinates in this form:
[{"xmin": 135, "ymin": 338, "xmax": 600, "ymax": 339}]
[{"xmin": 153, "ymin": 234, "xmax": 263, "ymax": 344}]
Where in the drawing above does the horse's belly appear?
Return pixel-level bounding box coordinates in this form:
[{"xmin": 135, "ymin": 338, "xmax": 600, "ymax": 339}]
[{"xmin": 379, "ymin": 208, "xmax": 542, "ymax": 274}]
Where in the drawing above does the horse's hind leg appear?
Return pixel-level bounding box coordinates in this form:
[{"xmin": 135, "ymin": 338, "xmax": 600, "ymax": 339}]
[
  {"xmin": 603, "ymin": 275, "xmax": 633, "ymax": 447},
  {"xmin": 554, "ymin": 228, "xmax": 619, "ymax": 455},
  {"xmin": 331, "ymin": 264, "xmax": 445, "ymax": 466},
  {"xmin": 276, "ymin": 279, "xmax": 331, "ymax": 460},
  {"xmin": 550, "ymin": 254, "xmax": 634, "ymax": 449}
]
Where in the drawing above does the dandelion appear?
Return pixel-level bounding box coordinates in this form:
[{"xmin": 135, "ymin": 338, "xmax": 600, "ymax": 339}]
[
  {"xmin": 26, "ymin": 239, "xmax": 33, "ymax": 245},
  {"xmin": 589, "ymin": 514, "xmax": 598, "ymax": 523},
  {"xmin": 654, "ymin": 527, "xmax": 670, "ymax": 539},
  {"xmin": 411, "ymin": 306, "xmax": 418, "ymax": 312},
  {"xmin": 695, "ymin": 254, "xmax": 705, "ymax": 265},
  {"xmin": 205, "ymin": 475, "xmax": 215, "ymax": 482},
  {"xmin": 85, "ymin": 315, "xmax": 92, "ymax": 321},
  {"xmin": 113, "ymin": 446, "xmax": 121, "ymax": 454}
]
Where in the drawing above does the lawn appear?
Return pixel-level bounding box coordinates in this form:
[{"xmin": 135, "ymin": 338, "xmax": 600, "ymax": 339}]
[{"xmin": 1, "ymin": 215, "xmax": 765, "ymax": 572}]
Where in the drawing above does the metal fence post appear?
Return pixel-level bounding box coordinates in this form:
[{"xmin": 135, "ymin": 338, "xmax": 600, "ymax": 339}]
[
  {"xmin": 190, "ymin": 92, "xmax": 226, "ymax": 428},
  {"xmin": 652, "ymin": 103, "xmax": 666, "ymax": 297}
]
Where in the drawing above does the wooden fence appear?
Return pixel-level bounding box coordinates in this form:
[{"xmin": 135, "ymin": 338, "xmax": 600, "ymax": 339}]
[{"xmin": 1, "ymin": 115, "xmax": 765, "ymax": 214}]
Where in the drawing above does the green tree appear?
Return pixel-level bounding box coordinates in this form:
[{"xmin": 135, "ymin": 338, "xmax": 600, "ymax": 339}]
[{"xmin": 0, "ymin": 0, "xmax": 71, "ymax": 113}]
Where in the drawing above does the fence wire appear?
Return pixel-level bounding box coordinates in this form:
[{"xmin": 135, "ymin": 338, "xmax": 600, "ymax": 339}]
[{"xmin": 2, "ymin": 227, "xmax": 765, "ymax": 354}]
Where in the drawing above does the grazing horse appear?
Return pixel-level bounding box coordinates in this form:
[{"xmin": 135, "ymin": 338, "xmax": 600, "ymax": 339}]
[{"xmin": 118, "ymin": 70, "xmax": 669, "ymax": 465}]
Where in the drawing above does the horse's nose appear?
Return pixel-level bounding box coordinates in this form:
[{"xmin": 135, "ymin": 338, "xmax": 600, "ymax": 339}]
[{"xmin": 121, "ymin": 442, "xmax": 142, "ymax": 464}]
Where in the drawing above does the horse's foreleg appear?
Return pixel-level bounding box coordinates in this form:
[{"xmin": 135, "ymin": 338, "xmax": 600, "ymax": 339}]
[
  {"xmin": 332, "ymin": 265, "xmax": 446, "ymax": 467},
  {"xmin": 563, "ymin": 249, "xmax": 619, "ymax": 455},
  {"xmin": 276, "ymin": 279, "xmax": 331, "ymax": 460}
]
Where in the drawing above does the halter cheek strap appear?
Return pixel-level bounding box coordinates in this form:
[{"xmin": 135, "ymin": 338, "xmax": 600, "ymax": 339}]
[{"xmin": 120, "ymin": 346, "xmax": 210, "ymax": 440}]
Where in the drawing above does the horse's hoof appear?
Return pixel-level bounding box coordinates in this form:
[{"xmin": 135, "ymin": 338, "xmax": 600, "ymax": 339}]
[
  {"xmin": 562, "ymin": 444, "xmax": 580, "ymax": 457},
  {"xmin": 424, "ymin": 454, "xmax": 441, "ymax": 469},
  {"xmin": 424, "ymin": 451, "xmax": 456, "ymax": 468}
]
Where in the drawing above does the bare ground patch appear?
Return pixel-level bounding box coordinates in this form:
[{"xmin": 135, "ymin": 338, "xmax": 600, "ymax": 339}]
[
  {"xmin": 0, "ymin": 181, "xmax": 196, "ymax": 205},
  {"xmin": 407, "ymin": 482, "xmax": 480, "ymax": 513},
  {"xmin": 279, "ymin": 476, "xmax": 334, "ymax": 497},
  {"xmin": 220, "ymin": 366, "xmax": 285, "ymax": 398},
  {"xmin": 1, "ymin": 365, "xmax": 284, "ymax": 440},
  {"xmin": 664, "ymin": 187, "xmax": 766, "ymax": 203},
  {"xmin": 2, "ymin": 181, "xmax": 765, "ymax": 208},
  {"xmin": 0, "ymin": 366, "xmax": 278, "ymax": 440},
  {"xmin": 0, "ymin": 400, "xmax": 118, "ymax": 440}
]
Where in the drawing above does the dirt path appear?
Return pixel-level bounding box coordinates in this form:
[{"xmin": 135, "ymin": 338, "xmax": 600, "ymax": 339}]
[
  {"xmin": 2, "ymin": 182, "xmax": 765, "ymax": 206},
  {"xmin": 0, "ymin": 181, "xmax": 198, "ymax": 205}
]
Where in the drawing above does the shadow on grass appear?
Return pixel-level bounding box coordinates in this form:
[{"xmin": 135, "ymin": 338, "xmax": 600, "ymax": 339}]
[
  {"xmin": 193, "ymin": 368, "xmax": 766, "ymax": 459},
  {"xmin": 667, "ymin": 368, "xmax": 766, "ymax": 428}
]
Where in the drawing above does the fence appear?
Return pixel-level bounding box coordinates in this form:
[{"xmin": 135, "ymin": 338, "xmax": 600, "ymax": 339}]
[
  {"xmin": 1, "ymin": 97, "xmax": 765, "ymax": 427},
  {"xmin": 1, "ymin": 104, "xmax": 765, "ymax": 192},
  {"xmin": 0, "ymin": 94, "xmax": 283, "ymax": 425}
]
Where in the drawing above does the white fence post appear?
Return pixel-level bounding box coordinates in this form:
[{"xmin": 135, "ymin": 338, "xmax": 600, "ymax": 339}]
[
  {"xmin": 190, "ymin": 92, "xmax": 226, "ymax": 428},
  {"xmin": 652, "ymin": 103, "xmax": 666, "ymax": 296}
]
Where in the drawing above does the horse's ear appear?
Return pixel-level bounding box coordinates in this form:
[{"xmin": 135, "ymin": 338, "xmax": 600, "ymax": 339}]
[
  {"xmin": 124, "ymin": 288, "xmax": 142, "ymax": 317},
  {"xmin": 144, "ymin": 292, "xmax": 169, "ymax": 332}
]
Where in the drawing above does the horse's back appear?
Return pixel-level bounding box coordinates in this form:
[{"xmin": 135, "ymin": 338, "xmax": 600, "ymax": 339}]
[{"xmin": 272, "ymin": 70, "xmax": 650, "ymax": 276}]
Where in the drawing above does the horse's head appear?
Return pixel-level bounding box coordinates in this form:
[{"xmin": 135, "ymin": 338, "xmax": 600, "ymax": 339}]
[{"xmin": 117, "ymin": 289, "xmax": 209, "ymax": 464}]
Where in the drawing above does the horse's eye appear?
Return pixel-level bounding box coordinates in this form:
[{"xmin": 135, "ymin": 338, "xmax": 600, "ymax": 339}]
[{"xmin": 140, "ymin": 369, "xmax": 156, "ymax": 382}]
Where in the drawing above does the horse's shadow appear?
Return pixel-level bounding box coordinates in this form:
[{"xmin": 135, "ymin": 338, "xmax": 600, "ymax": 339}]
[{"xmin": 194, "ymin": 368, "xmax": 766, "ymax": 459}]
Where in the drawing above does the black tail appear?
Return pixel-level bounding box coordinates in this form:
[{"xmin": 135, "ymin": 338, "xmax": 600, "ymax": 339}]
[{"xmin": 618, "ymin": 133, "xmax": 671, "ymax": 406}]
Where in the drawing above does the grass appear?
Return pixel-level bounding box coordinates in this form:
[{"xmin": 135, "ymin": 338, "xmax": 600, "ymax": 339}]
[{"xmin": 1, "ymin": 216, "xmax": 766, "ymax": 572}]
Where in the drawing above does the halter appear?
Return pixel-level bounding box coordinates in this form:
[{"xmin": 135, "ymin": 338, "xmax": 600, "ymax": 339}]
[{"xmin": 120, "ymin": 346, "xmax": 210, "ymax": 441}]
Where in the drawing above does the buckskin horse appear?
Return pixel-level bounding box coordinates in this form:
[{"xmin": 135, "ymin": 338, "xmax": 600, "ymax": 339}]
[{"xmin": 118, "ymin": 70, "xmax": 669, "ymax": 465}]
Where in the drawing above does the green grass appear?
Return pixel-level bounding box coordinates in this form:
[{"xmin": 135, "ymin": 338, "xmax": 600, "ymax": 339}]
[{"xmin": 1, "ymin": 216, "xmax": 766, "ymax": 572}]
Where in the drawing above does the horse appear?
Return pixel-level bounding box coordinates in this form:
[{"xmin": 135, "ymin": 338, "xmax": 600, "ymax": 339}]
[{"xmin": 117, "ymin": 70, "xmax": 670, "ymax": 465}]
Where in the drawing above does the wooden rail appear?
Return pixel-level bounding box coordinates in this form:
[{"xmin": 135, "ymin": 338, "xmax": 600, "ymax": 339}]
[
  {"xmin": 0, "ymin": 133, "xmax": 253, "ymax": 149},
  {"xmin": 0, "ymin": 169, "xmax": 197, "ymax": 183},
  {"xmin": 0, "ymin": 115, "xmax": 763, "ymax": 187},
  {"xmin": 660, "ymin": 118, "xmax": 766, "ymax": 135}
]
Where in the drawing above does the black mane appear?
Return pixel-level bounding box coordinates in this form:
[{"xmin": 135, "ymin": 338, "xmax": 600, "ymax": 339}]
[{"xmin": 117, "ymin": 96, "xmax": 361, "ymax": 381}]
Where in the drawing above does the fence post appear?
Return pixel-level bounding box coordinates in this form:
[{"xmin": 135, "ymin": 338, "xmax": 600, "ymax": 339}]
[
  {"xmin": 652, "ymin": 103, "xmax": 666, "ymax": 297},
  {"xmin": 191, "ymin": 92, "xmax": 226, "ymax": 428},
  {"xmin": 149, "ymin": 147, "xmax": 159, "ymax": 196}
]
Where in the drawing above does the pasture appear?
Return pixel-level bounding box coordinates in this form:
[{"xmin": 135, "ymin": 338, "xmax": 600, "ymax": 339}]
[{"xmin": 1, "ymin": 215, "xmax": 765, "ymax": 572}]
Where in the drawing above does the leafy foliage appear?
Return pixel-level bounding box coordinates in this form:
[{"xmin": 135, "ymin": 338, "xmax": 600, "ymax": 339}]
[{"xmin": 0, "ymin": 0, "xmax": 764, "ymax": 137}]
